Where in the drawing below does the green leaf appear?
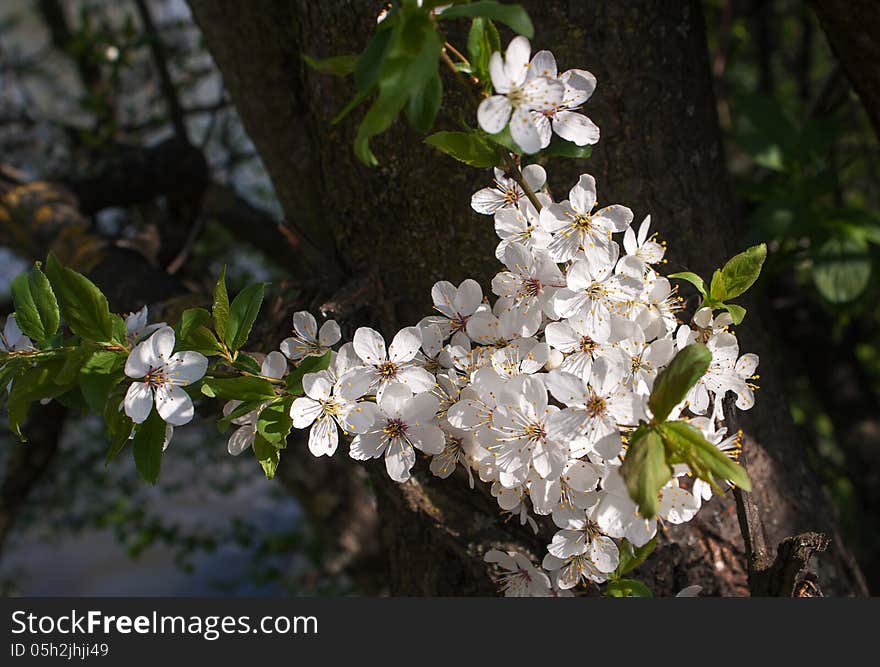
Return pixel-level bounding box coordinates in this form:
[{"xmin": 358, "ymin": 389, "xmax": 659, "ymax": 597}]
[
  {"xmin": 303, "ymin": 53, "xmax": 358, "ymax": 76},
  {"xmin": 179, "ymin": 307, "xmax": 211, "ymax": 339},
  {"xmin": 354, "ymin": 25, "xmax": 444, "ymax": 165},
  {"xmin": 425, "ymin": 131, "xmax": 501, "ymax": 167},
  {"xmin": 619, "ymin": 426, "xmax": 672, "ymax": 519},
  {"xmin": 7, "ymin": 358, "xmax": 70, "ymax": 440},
  {"xmin": 79, "ymin": 350, "xmax": 126, "ymax": 412},
  {"xmin": 613, "ymin": 536, "xmax": 657, "ymax": 578},
  {"xmin": 253, "ymin": 433, "xmax": 281, "ymax": 480},
  {"xmin": 201, "ymin": 376, "xmax": 277, "ymax": 401},
  {"xmin": 648, "ymin": 343, "xmax": 712, "ymax": 423},
  {"xmin": 711, "ymin": 243, "xmax": 767, "ymax": 302},
  {"xmin": 605, "ymin": 578, "xmax": 653, "ymax": 598},
  {"xmin": 178, "ymin": 307, "xmax": 224, "ymax": 356},
  {"xmin": 103, "ymin": 385, "xmax": 134, "ymax": 464},
  {"xmin": 285, "ymin": 350, "xmax": 333, "ymax": 395},
  {"xmin": 467, "ymin": 18, "xmax": 491, "ymax": 81},
  {"xmin": 354, "ymin": 21, "xmax": 395, "ymax": 94},
  {"xmin": 256, "ymin": 397, "xmax": 294, "ymax": 448},
  {"xmin": 0, "ymin": 356, "xmax": 28, "ymax": 397},
  {"xmin": 232, "ymin": 353, "xmax": 263, "ymax": 375},
  {"xmin": 56, "ymin": 343, "xmax": 98, "ymax": 385},
  {"xmin": 708, "ymin": 269, "xmax": 724, "ymax": 303},
  {"xmin": 542, "ymin": 140, "xmax": 593, "ymax": 160},
  {"xmin": 110, "ymin": 313, "xmax": 127, "ymax": 345},
  {"xmin": 332, "ymin": 24, "xmax": 395, "ymax": 125},
  {"xmin": 438, "ymin": 1, "xmax": 534, "ymax": 38},
  {"xmin": 131, "ymin": 410, "xmax": 166, "ymax": 484},
  {"xmin": 180, "ymin": 326, "xmax": 224, "ymax": 357},
  {"xmin": 812, "ymin": 236, "xmax": 871, "ymax": 303},
  {"xmin": 104, "ymin": 410, "xmax": 134, "ymax": 466},
  {"xmin": 668, "ymin": 271, "xmax": 708, "ymax": 298},
  {"xmin": 721, "ymin": 302, "xmax": 747, "ymax": 325},
  {"xmin": 212, "ymin": 266, "xmax": 230, "ymax": 343},
  {"xmin": 406, "ymin": 71, "xmax": 442, "ymax": 132},
  {"xmin": 11, "ymin": 264, "xmax": 59, "ymax": 343},
  {"xmin": 44, "ymin": 253, "xmax": 113, "ymax": 343},
  {"xmin": 225, "ymin": 282, "xmax": 266, "ymax": 352},
  {"xmin": 658, "ymin": 420, "xmax": 751, "ymax": 492}
]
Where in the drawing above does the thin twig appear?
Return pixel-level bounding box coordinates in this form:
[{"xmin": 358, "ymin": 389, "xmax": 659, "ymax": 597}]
[
  {"xmin": 135, "ymin": 0, "xmax": 188, "ymax": 142},
  {"xmin": 504, "ymin": 154, "xmax": 543, "ymax": 213},
  {"xmin": 440, "ymin": 48, "xmax": 480, "ymax": 110},
  {"xmin": 444, "ymin": 41, "xmax": 470, "ymax": 67}
]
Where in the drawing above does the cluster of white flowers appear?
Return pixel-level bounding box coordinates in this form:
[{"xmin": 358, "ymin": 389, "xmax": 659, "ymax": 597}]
[
  {"xmin": 110, "ymin": 36, "xmax": 758, "ymax": 596},
  {"xmin": 283, "ymin": 38, "xmax": 756, "ymax": 596}
]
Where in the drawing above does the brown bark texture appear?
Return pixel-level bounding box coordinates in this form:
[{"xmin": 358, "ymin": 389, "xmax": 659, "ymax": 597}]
[
  {"xmin": 810, "ymin": 0, "xmax": 880, "ymax": 141},
  {"xmin": 187, "ymin": 0, "xmax": 868, "ymax": 596}
]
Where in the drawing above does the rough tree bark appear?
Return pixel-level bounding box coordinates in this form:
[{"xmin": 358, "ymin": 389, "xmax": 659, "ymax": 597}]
[
  {"xmin": 810, "ymin": 0, "xmax": 880, "ymax": 141},
  {"xmin": 188, "ymin": 0, "xmax": 867, "ymax": 595}
]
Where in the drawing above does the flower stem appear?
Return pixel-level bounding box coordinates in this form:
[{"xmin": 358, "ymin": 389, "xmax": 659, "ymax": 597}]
[{"xmin": 504, "ymin": 154, "xmax": 543, "ymax": 213}]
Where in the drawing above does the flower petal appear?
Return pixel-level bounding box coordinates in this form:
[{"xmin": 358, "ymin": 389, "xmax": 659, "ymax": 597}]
[
  {"xmin": 338, "ymin": 401, "xmax": 379, "ymax": 434},
  {"xmin": 227, "ymin": 426, "xmax": 255, "ymax": 456},
  {"xmin": 570, "ymin": 174, "xmax": 597, "ymax": 214},
  {"xmin": 504, "ymin": 35, "xmax": 531, "ymax": 85},
  {"xmin": 125, "ymin": 339, "xmax": 155, "ymax": 379},
  {"xmin": 388, "ymin": 326, "xmax": 422, "ymax": 364},
  {"xmin": 303, "ymin": 372, "xmax": 332, "ymax": 401},
  {"xmin": 261, "ymin": 350, "xmax": 288, "ymax": 379},
  {"xmin": 528, "ymin": 49, "xmax": 557, "ymax": 80},
  {"xmin": 308, "ymin": 415, "xmax": 338, "ymax": 457},
  {"xmin": 318, "ymin": 320, "xmax": 341, "ymax": 347},
  {"xmin": 290, "ymin": 396, "xmax": 321, "ymax": 429},
  {"xmin": 154, "ymin": 383, "xmax": 195, "ymax": 426},
  {"xmin": 335, "ymin": 366, "xmax": 375, "ymax": 401},
  {"xmin": 384, "ymin": 439, "xmax": 416, "ymax": 482},
  {"xmin": 167, "ymin": 350, "xmax": 208, "ymax": 386},
  {"xmin": 149, "ymin": 326, "xmax": 176, "ymax": 363},
  {"xmin": 123, "ymin": 382, "xmax": 153, "ymax": 424},
  {"xmin": 409, "ymin": 424, "xmax": 445, "ymax": 455},
  {"xmin": 454, "ymin": 279, "xmax": 483, "ymax": 316},
  {"xmin": 353, "ymin": 327, "xmax": 387, "ymax": 365},
  {"xmin": 509, "ymin": 107, "xmax": 542, "ymax": 154},
  {"xmin": 477, "ymin": 95, "xmax": 513, "ymax": 134},
  {"xmin": 293, "ymin": 311, "xmax": 318, "ymax": 342},
  {"xmin": 553, "ymin": 111, "xmax": 600, "ymax": 146}
]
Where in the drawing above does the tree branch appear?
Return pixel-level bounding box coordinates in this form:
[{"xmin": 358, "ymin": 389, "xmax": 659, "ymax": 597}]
[{"xmin": 134, "ymin": 0, "xmax": 188, "ymax": 142}]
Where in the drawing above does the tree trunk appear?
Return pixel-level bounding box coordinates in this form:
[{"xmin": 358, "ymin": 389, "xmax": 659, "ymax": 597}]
[
  {"xmin": 188, "ymin": 0, "xmax": 867, "ymax": 596},
  {"xmin": 810, "ymin": 0, "xmax": 880, "ymax": 141}
]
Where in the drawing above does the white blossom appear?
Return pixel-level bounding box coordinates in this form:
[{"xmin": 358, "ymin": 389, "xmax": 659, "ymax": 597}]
[
  {"xmin": 349, "ymin": 383, "xmax": 444, "ymax": 482},
  {"xmin": 484, "ymin": 549, "xmax": 551, "ymax": 597},
  {"xmin": 471, "ymin": 165, "xmax": 546, "ymax": 215},
  {"xmin": 477, "ymin": 36, "xmax": 565, "ymax": 154},
  {"xmin": 280, "ymin": 311, "xmax": 341, "ymax": 362},
  {"xmin": 290, "ymin": 371, "xmax": 378, "ymax": 457},
  {"xmin": 540, "ymin": 173, "xmax": 633, "ymax": 265},
  {"xmin": 124, "ymin": 305, "xmax": 166, "ymax": 346},
  {"xmin": 123, "ymin": 326, "xmax": 207, "ymax": 426},
  {"xmin": 340, "ymin": 326, "xmax": 435, "ymax": 401},
  {"xmin": 526, "ymin": 50, "xmax": 600, "ymax": 148}
]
